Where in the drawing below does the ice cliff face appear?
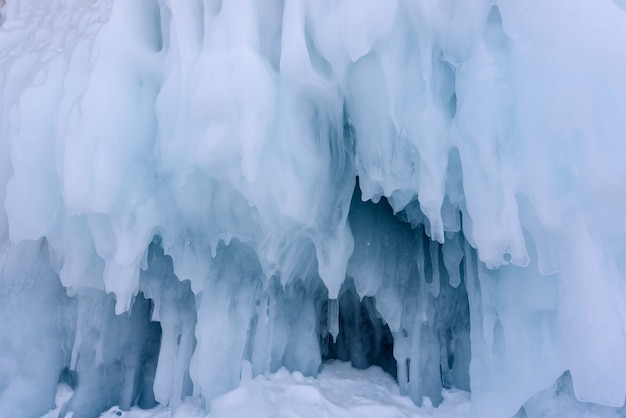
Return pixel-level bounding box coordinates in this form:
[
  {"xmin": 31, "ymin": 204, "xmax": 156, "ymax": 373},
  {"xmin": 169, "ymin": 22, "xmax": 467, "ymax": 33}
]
[{"xmin": 1, "ymin": 0, "xmax": 626, "ymax": 417}]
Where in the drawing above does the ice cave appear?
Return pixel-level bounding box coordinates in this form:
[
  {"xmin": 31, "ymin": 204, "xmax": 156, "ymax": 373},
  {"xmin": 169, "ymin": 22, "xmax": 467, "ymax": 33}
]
[{"xmin": 1, "ymin": 0, "xmax": 626, "ymax": 417}]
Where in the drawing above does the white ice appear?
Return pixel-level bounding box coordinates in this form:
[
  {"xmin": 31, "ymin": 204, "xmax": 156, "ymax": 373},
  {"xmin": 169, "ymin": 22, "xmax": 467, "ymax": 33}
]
[{"xmin": 2, "ymin": 0, "xmax": 626, "ymax": 417}]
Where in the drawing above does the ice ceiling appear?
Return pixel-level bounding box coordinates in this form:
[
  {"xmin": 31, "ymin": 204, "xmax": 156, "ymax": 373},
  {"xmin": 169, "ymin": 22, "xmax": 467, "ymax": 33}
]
[{"xmin": 1, "ymin": 0, "xmax": 626, "ymax": 417}]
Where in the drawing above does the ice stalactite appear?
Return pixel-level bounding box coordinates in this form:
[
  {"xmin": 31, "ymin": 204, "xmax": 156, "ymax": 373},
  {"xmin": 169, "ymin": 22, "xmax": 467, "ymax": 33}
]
[
  {"xmin": 139, "ymin": 239, "xmax": 196, "ymax": 408},
  {"xmin": 327, "ymin": 298, "xmax": 339, "ymax": 343}
]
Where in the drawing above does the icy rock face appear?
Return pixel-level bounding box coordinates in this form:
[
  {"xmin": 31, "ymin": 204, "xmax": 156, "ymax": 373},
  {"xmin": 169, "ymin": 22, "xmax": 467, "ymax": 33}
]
[{"xmin": 1, "ymin": 0, "xmax": 626, "ymax": 417}]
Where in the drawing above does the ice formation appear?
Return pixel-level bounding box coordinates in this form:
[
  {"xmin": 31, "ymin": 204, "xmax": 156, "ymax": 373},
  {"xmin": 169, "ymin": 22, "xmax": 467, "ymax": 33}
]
[{"xmin": 1, "ymin": 0, "xmax": 626, "ymax": 417}]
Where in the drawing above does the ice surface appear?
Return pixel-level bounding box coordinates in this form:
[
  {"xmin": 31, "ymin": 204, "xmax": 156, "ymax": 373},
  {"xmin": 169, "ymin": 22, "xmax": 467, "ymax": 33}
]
[{"xmin": 2, "ymin": 0, "xmax": 626, "ymax": 417}]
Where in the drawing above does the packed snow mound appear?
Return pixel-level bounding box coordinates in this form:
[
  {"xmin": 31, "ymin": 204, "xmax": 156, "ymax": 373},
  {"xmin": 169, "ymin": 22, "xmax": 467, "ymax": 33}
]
[
  {"xmin": 42, "ymin": 362, "xmax": 471, "ymax": 418},
  {"xmin": 2, "ymin": 0, "xmax": 626, "ymax": 417}
]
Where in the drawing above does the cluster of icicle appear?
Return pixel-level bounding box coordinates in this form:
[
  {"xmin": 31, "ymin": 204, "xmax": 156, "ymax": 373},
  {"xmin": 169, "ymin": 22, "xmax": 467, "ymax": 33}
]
[{"xmin": 2, "ymin": 1, "xmax": 626, "ymax": 417}]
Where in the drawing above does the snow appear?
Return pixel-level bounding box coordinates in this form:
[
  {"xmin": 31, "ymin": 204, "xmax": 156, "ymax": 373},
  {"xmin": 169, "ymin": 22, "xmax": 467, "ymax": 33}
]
[
  {"xmin": 207, "ymin": 361, "xmax": 470, "ymax": 418},
  {"xmin": 41, "ymin": 364, "xmax": 626, "ymax": 418},
  {"xmin": 43, "ymin": 362, "xmax": 471, "ymax": 418},
  {"xmin": 2, "ymin": 0, "xmax": 626, "ymax": 417}
]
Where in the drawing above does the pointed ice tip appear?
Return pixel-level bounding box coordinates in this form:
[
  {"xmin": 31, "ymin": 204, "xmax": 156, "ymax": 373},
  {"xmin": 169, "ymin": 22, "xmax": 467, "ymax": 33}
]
[
  {"xmin": 328, "ymin": 298, "xmax": 339, "ymax": 342},
  {"xmin": 114, "ymin": 293, "xmax": 131, "ymax": 315},
  {"xmin": 430, "ymin": 223, "xmax": 445, "ymax": 244}
]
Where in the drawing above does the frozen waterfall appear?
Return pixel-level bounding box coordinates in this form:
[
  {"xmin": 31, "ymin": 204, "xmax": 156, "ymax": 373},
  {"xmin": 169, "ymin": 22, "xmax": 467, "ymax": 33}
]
[{"xmin": 1, "ymin": 0, "xmax": 626, "ymax": 417}]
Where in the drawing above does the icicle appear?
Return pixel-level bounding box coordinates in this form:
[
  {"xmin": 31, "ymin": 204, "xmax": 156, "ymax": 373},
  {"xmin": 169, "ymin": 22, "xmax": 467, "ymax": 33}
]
[
  {"xmin": 251, "ymin": 294, "xmax": 270, "ymax": 376},
  {"xmin": 393, "ymin": 330, "xmax": 410, "ymax": 394},
  {"xmin": 327, "ymin": 298, "xmax": 339, "ymax": 342},
  {"xmin": 416, "ymin": 229, "xmax": 425, "ymax": 280},
  {"xmin": 443, "ymin": 233, "xmax": 463, "ymax": 288},
  {"xmin": 430, "ymin": 240, "xmax": 440, "ymax": 297},
  {"xmin": 477, "ymin": 260, "xmax": 497, "ymax": 348},
  {"xmin": 70, "ymin": 327, "xmax": 81, "ymax": 371},
  {"xmin": 463, "ymin": 240, "xmax": 485, "ymax": 353},
  {"xmin": 415, "ymin": 234, "xmax": 429, "ymax": 323}
]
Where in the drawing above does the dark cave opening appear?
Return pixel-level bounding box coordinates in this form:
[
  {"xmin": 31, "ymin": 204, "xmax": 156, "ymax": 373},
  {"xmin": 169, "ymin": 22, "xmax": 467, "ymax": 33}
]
[
  {"xmin": 321, "ymin": 278, "xmax": 398, "ymax": 380},
  {"xmin": 327, "ymin": 178, "xmax": 472, "ymax": 402}
]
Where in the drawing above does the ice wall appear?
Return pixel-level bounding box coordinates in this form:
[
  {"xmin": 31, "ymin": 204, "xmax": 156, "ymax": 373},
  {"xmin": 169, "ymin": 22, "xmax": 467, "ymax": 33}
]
[{"xmin": 1, "ymin": 0, "xmax": 626, "ymax": 417}]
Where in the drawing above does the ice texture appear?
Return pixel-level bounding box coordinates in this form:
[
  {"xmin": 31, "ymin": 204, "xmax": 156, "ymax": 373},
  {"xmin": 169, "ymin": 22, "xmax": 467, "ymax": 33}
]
[{"xmin": 1, "ymin": 0, "xmax": 626, "ymax": 417}]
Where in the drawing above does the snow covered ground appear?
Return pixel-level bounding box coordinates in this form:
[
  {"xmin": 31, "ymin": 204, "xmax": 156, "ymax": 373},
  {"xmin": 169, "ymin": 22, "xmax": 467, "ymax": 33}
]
[
  {"xmin": 42, "ymin": 361, "xmax": 626, "ymax": 418},
  {"xmin": 42, "ymin": 361, "xmax": 470, "ymax": 418}
]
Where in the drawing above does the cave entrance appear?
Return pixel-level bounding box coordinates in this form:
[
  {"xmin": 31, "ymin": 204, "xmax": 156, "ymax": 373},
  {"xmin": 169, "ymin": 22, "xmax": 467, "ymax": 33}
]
[
  {"xmin": 321, "ymin": 278, "xmax": 397, "ymax": 380},
  {"xmin": 322, "ymin": 179, "xmax": 472, "ymax": 403}
]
